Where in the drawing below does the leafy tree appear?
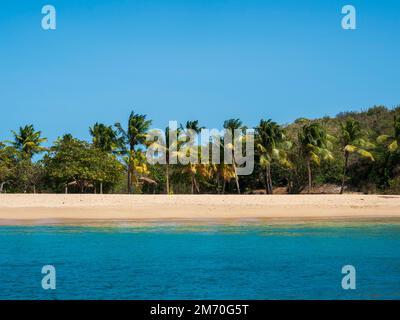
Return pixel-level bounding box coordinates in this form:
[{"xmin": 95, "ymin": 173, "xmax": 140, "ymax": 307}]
[
  {"xmin": 0, "ymin": 142, "xmax": 17, "ymax": 193},
  {"xmin": 44, "ymin": 135, "xmax": 123, "ymax": 193},
  {"xmin": 12, "ymin": 159, "xmax": 45, "ymax": 193},
  {"xmin": 298, "ymin": 123, "xmax": 333, "ymax": 193},
  {"xmin": 339, "ymin": 119, "xmax": 374, "ymax": 194},
  {"xmin": 115, "ymin": 111, "xmax": 152, "ymax": 194}
]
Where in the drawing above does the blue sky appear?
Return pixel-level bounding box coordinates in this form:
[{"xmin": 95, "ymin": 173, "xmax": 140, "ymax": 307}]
[{"xmin": 1, "ymin": 0, "xmax": 399, "ymax": 144}]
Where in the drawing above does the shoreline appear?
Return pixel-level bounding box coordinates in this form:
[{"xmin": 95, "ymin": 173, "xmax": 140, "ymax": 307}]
[{"xmin": 0, "ymin": 194, "xmax": 400, "ymax": 226}]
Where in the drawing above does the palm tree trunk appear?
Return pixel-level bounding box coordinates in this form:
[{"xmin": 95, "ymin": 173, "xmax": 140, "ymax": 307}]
[
  {"xmin": 340, "ymin": 152, "xmax": 349, "ymax": 194},
  {"xmin": 307, "ymin": 158, "xmax": 312, "ymax": 194},
  {"xmin": 264, "ymin": 167, "xmax": 269, "ymax": 194},
  {"xmin": 166, "ymin": 163, "xmax": 170, "ymax": 194},
  {"xmin": 267, "ymin": 164, "xmax": 273, "ymax": 194},
  {"xmin": 234, "ymin": 168, "xmax": 240, "ymax": 194},
  {"xmin": 100, "ymin": 182, "xmax": 103, "ymax": 194},
  {"xmin": 127, "ymin": 166, "xmax": 131, "ymax": 194},
  {"xmin": 191, "ymin": 175, "xmax": 194, "ymax": 194},
  {"xmin": 127, "ymin": 146, "xmax": 134, "ymax": 194},
  {"xmin": 232, "ymin": 156, "xmax": 240, "ymax": 194},
  {"xmin": 194, "ymin": 177, "xmax": 200, "ymax": 193}
]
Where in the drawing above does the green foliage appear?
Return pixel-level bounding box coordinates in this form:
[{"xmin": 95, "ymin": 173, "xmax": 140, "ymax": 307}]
[
  {"xmin": 2, "ymin": 105, "xmax": 400, "ymax": 194},
  {"xmin": 255, "ymin": 119, "xmax": 291, "ymax": 193},
  {"xmin": 0, "ymin": 143, "xmax": 17, "ymax": 192},
  {"xmin": 44, "ymin": 135, "xmax": 123, "ymax": 193},
  {"xmin": 115, "ymin": 111, "xmax": 152, "ymax": 193},
  {"xmin": 339, "ymin": 118, "xmax": 375, "ymax": 193},
  {"xmin": 115, "ymin": 111, "xmax": 152, "ymax": 151},
  {"xmin": 298, "ymin": 123, "xmax": 333, "ymax": 165},
  {"xmin": 223, "ymin": 119, "xmax": 243, "ymax": 132},
  {"xmin": 12, "ymin": 160, "xmax": 45, "ymax": 193},
  {"xmin": 377, "ymin": 116, "xmax": 400, "ymax": 153},
  {"xmin": 8, "ymin": 125, "xmax": 47, "ymax": 159},
  {"xmin": 89, "ymin": 122, "xmax": 122, "ymax": 153},
  {"xmin": 297, "ymin": 122, "xmax": 334, "ymax": 192}
]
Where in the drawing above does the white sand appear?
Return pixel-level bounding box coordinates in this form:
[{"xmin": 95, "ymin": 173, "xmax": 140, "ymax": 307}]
[{"xmin": 0, "ymin": 194, "xmax": 399, "ymax": 225}]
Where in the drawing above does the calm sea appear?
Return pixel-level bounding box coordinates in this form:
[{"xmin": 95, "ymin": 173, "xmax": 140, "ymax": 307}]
[{"xmin": 0, "ymin": 221, "xmax": 399, "ymax": 299}]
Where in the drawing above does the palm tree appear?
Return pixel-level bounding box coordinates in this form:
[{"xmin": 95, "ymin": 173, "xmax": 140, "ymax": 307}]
[
  {"xmin": 122, "ymin": 149, "xmax": 150, "ymax": 193},
  {"xmin": 223, "ymin": 118, "xmax": 244, "ymax": 194},
  {"xmin": 147, "ymin": 126, "xmax": 182, "ymax": 194},
  {"xmin": 164, "ymin": 127, "xmax": 172, "ymax": 194},
  {"xmin": 377, "ymin": 116, "xmax": 400, "ymax": 153},
  {"xmin": 298, "ymin": 123, "xmax": 333, "ymax": 193},
  {"xmin": 256, "ymin": 119, "xmax": 291, "ymax": 194},
  {"xmin": 89, "ymin": 122, "xmax": 121, "ymax": 153},
  {"xmin": 181, "ymin": 120, "xmax": 204, "ymax": 133},
  {"xmin": 9, "ymin": 125, "xmax": 47, "ymax": 159},
  {"xmin": 340, "ymin": 119, "xmax": 374, "ymax": 194},
  {"xmin": 115, "ymin": 111, "xmax": 152, "ymax": 194},
  {"xmin": 181, "ymin": 121, "xmax": 204, "ymax": 193}
]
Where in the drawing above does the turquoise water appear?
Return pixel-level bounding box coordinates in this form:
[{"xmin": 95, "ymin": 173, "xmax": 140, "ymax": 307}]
[{"xmin": 0, "ymin": 221, "xmax": 400, "ymax": 300}]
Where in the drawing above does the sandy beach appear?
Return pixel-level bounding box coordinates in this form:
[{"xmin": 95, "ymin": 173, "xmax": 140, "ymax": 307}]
[{"xmin": 0, "ymin": 194, "xmax": 399, "ymax": 225}]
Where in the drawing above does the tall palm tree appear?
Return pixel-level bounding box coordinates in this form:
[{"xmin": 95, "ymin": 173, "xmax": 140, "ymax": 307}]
[
  {"xmin": 298, "ymin": 123, "xmax": 333, "ymax": 193},
  {"xmin": 115, "ymin": 111, "xmax": 152, "ymax": 194},
  {"xmin": 147, "ymin": 126, "xmax": 182, "ymax": 194},
  {"xmin": 181, "ymin": 120, "xmax": 204, "ymax": 193},
  {"xmin": 9, "ymin": 125, "xmax": 47, "ymax": 159},
  {"xmin": 256, "ymin": 119, "xmax": 291, "ymax": 194},
  {"xmin": 89, "ymin": 122, "xmax": 121, "ymax": 153},
  {"xmin": 340, "ymin": 119, "xmax": 374, "ymax": 194},
  {"xmin": 377, "ymin": 116, "xmax": 400, "ymax": 153},
  {"xmin": 164, "ymin": 127, "xmax": 172, "ymax": 194},
  {"xmin": 223, "ymin": 118, "xmax": 244, "ymax": 194}
]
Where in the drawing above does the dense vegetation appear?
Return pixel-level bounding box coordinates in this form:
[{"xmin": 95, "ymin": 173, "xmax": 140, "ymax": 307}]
[{"xmin": 1, "ymin": 105, "xmax": 399, "ymax": 194}]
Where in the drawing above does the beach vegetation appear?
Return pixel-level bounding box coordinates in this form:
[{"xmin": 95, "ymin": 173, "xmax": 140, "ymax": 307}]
[{"xmin": 1, "ymin": 105, "xmax": 399, "ymax": 194}]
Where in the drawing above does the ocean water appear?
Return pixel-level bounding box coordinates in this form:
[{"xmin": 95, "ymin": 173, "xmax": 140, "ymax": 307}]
[{"xmin": 0, "ymin": 221, "xmax": 399, "ymax": 300}]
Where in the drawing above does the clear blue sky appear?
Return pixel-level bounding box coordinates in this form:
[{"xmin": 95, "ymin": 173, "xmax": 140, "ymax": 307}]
[{"xmin": 1, "ymin": 0, "xmax": 399, "ymax": 144}]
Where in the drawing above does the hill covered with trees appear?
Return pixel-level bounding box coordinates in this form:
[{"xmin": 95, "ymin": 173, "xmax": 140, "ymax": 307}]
[{"xmin": 1, "ymin": 105, "xmax": 399, "ymax": 195}]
